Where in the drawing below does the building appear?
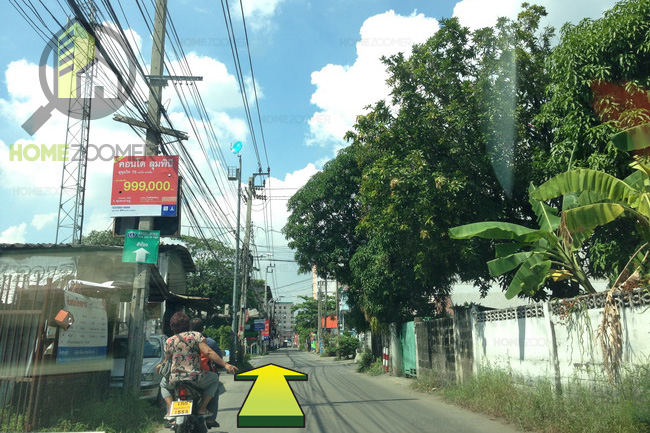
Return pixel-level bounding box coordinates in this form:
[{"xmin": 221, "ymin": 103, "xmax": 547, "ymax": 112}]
[
  {"xmin": 0, "ymin": 242, "xmax": 199, "ymax": 429},
  {"xmin": 311, "ymin": 265, "xmax": 338, "ymax": 299},
  {"xmin": 273, "ymin": 301, "xmax": 295, "ymax": 342}
]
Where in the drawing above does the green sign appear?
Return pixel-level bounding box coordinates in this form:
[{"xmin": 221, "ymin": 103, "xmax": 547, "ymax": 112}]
[{"xmin": 122, "ymin": 229, "xmax": 160, "ymax": 264}]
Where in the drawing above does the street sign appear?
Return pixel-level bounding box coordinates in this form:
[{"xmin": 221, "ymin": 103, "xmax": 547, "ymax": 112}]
[
  {"xmin": 254, "ymin": 319, "xmax": 265, "ymax": 331},
  {"xmin": 122, "ymin": 229, "xmax": 160, "ymax": 264}
]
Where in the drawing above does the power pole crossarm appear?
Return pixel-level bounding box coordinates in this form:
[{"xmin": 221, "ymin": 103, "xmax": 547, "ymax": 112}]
[{"xmin": 113, "ymin": 114, "xmax": 189, "ymax": 140}]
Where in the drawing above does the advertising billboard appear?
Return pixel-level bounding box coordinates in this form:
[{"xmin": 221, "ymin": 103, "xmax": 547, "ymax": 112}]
[{"xmin": 111, "ymin": 155, "xmax": 179, "ymax": 217}]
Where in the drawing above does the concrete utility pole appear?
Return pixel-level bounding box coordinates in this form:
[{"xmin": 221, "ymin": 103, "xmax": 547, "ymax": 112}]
[
  {"xmin": 230, "ymin": 156, "xmax": 242, "ymax": 362},
  {"xmin": 317, "ymin": 281, "xmax": 323, "ymax": 353},
  {"xmin": 324, "ymin": 278, "xmax": 327, "ymax": 333},
  {"xmin": 335, "ymin": 279, "xmax": 340, "ymax": 337},
  {"xmin": 237, "ymin": 177, "xmax": 254, "ymax": 362},
  {"xmin": 123, "ymin": 0, "xmax": 166, "ymax": 392},
  {"xmin": 118, "ymin": 0, "xmax": 201, "ymax": 391}
]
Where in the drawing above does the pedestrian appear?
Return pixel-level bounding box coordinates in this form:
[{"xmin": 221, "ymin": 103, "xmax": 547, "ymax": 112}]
[
  {"xmin": 190, "ymin": 317, "xmax": 225, "ymax": 429},
  {"xmin": 157, "ymin": 312, "xmax": 237, "ymax": 424}
]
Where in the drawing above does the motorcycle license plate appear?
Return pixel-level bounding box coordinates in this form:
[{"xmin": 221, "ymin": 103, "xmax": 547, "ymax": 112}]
[{"xmin": 170, "ymin": 401, "xmax": 193, "ymax": 416}]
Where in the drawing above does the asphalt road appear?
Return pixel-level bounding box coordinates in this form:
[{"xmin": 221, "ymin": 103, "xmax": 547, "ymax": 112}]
[{"xmin": 159, "ymin": 348, "xmax": 523, "ymax": 433}]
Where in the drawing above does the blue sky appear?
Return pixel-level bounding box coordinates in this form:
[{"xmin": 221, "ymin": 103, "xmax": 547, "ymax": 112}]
[{"xmin": 0, "ymin": 0, "xmax": 619, "ymax": 302}]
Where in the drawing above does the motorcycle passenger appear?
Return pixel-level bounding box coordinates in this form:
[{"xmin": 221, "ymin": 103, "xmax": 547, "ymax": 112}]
[
  {"xmin": 189, "ymin": 317, "xmax": 223, "ymax": 429},
  {"xmin": 157, "ymin": 312, "xmax": 237, "ymax": 420}
]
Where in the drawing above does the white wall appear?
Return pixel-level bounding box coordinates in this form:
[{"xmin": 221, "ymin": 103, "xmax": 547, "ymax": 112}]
[{"xmin": 472, "ymin": 290, "xmax": 650, "ymax": 385}]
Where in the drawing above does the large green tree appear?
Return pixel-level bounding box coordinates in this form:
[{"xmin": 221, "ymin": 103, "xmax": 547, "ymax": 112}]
[{"xmin": 344, "ymin": 7, "xmax": 554, "ymax": 324}]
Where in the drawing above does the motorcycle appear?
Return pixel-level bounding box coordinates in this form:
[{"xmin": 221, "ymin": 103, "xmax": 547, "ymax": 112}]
[{"xmin": 167, "ymin": 381, "xmax": 209, "ymax": 433}]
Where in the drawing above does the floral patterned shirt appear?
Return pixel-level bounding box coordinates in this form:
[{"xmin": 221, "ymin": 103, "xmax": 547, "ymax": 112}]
[{"xmin": 165, "ymin": 331, "xmax": 207, "ymax": 385}]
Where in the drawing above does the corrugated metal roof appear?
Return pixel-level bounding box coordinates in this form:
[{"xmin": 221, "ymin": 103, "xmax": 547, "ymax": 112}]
[{"xmin": 0, "ymin": 243, "xmax": 195, "ymax": 273}]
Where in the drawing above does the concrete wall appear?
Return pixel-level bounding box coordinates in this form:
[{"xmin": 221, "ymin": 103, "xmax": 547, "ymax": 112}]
[
  {"xmin": 473, "ymin": 304, "xmax": 554, "ymax": 382},
  {"xmin": 409, "ymin": 308, "xmax": 473, "ymax": 383},
  {"xmin": 472, "ymin": 289, "xmax": 650, "ymax": 386},
  {"xmin": 398, "ymin": 289, "xmax": 650, "ymax": 387}
]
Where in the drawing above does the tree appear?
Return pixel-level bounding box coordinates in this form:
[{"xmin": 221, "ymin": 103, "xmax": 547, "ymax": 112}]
[
  {"xmin": 531, "ymin": 126, "xmax": 650, "ymax": 286},
  {"xmin": 292, "ymin": 295, "xmax": 336, "ymax": 333},
  {"xmin": 343, "ymin": 7, "xmax": 554, "ymax": 324},
  {"xmin": 181, "ymin": 235, "xmax": 235, "ymax": 312},
  {"xmin": 283, "ymin": 145, "xmax": 363, "ymax": 285},
  {"xmin": 81, "ymin": 229, "xmax": 124, "ymax": 246}
]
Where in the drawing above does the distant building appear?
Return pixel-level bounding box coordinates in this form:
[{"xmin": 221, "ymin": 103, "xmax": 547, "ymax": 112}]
[
  {"xmin": 273, "ymin": 301, "xmax": 295, "ymax": 341},
  {"xmin": 311, "ymin": 265, "xmax": 337, "ymax": 299}
]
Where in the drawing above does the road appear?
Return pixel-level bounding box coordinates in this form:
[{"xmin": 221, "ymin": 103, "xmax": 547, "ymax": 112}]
[
  {"xmin": 156, "ymin": 348, "xmax": 523, "ymax": 433},
  {"xmin": 176, "ymin": 349, "xmax": 518, "ymax": 433}
]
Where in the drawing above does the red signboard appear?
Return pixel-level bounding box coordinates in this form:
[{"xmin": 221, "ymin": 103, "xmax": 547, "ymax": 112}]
[
  {"xmin": 111, "ymin": 155, "xmax": 179, "ymax": 217},
  {"xmin": 261, "ymin": 319, "xmax": 270, "ymax": 337},
  {"xmin": 321, "ymin": 316, "xmax": 338, "ymax": 329}
]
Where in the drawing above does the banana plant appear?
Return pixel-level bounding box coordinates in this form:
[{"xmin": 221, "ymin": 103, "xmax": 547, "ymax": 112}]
[
  {"xmin": 449, "ymin": 185, "xmax": 595, "ymax": 299},
  {"xmin": 531, "ymin": 124, "xmax": 650, "ymax": 242}
]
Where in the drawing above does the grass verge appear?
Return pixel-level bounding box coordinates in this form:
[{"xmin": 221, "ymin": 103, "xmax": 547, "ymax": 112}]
[
  {"xmin": 43, "ymin": 390, "xmax": 162, "ymax": 433},
  {"xmin": 412, "ymin": 366, "xmax": 650, "ymax": 433}
]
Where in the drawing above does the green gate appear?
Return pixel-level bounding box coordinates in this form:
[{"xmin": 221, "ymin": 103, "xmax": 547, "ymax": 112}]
[{"xmin": 400, "ymin": 321, "xmax": 417, "ymax": 377}]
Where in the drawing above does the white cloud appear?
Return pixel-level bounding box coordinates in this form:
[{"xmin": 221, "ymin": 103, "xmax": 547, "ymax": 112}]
[
  {"xmin": 31, "ymin": 213, "xmax": 57, "ymax": 230},
  {"xmin": 236, "ymin": 0, "xmax": 285, "ymax": 31},
  {"xmin": 308, "ymin": 10, "xmax": 439, "ymax": 149},
  {"xmin": 452, "ymin": 0, "xmax": 519, "ymax": 30},
  {"xmin": 164, "ymin": 52, "xmax": 245, "ymax": 112},
  {"xmin": 0, "ymin": 223, "xmax": 27, "ymax": 243},
  {"xmin": 452, "ymin": 0, "xmax": 618, "ymax": 32}
]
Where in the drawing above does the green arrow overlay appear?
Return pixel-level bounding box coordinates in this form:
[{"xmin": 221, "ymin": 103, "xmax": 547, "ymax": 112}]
[{"xmin": 235, "ymin": 363, "xmax": 308, "ymax": 428}]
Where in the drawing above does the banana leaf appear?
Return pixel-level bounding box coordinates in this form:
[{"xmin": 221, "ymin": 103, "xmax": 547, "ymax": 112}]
[
  {"xmin": 564, "ymin": 203, "xmax": 625, "ymax": 233},
  {"xmin": 505, "ymin": 253, "xmax": 551, "ymax": 299},
  {"xmin": 487, "ymin": 252, "xmax": 532, "ymax": 277},
  {"xmin": 449, "ymin": 222, "xmax": 546, "ymax": 243},
  {"xmin": 637, "ymin": 192, "xmax": 650, "ymax": 219},
  {"xmin": 532, "ymin": 169, "xmax": 637, "ymax": 205},
  {"xmin": 624, "ymin": 169, "xmax": 647, "ymax": 191},
  {"xmin": 630, "ymin": 160, "xmax": 650, "ymax": 181},
  {"xmin": 611, "ymin": 123, "xmax": 650, "ymax": 152}
]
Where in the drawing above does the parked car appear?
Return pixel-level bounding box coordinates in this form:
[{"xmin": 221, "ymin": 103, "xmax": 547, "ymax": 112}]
[{"xmin": 110, "ymin": 334, "xmax": 167, "ymax": 401}]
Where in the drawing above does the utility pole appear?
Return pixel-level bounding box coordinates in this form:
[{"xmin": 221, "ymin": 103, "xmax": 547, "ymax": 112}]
[
  {"xmin": 123, "ymin": 0, "xmax": 167, "ymax": 392},
  {"xmin": 229, "ymin": 156, "xmax": 242, "ymax": 362},
  {"xmin": 335, "ymin": 279, "xmax": 340, "ymax": 337},
  {"xmin": 237, "ymin": 177, "xmax": 254, "ymax": 362},
  {"xmin": 317, "ymin": 281, "xmax": 323, "ymax": 354},
  {"xmin": 335, "ymin": 278, "xmax": 340, "ymax": 358},
  {"xmin": 323, "ymin": 278, "xmax": 328, "ymax": 339}
]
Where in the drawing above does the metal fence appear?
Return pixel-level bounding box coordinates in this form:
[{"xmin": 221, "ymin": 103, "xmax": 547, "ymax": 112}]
[{"xmin": 0, "ymin": 274, "xmax": 53, "ymax": 431}]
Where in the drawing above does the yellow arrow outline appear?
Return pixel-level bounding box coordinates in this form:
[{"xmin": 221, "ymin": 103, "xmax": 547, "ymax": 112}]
[{"xmin": 235, "ymin": 363, "xmax": 308, "ymax": 428}]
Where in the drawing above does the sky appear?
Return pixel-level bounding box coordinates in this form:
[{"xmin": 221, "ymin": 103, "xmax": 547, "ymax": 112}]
[{"xmin": 0, "ymin": 0, "xmax": 620, "ymax": 303}]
